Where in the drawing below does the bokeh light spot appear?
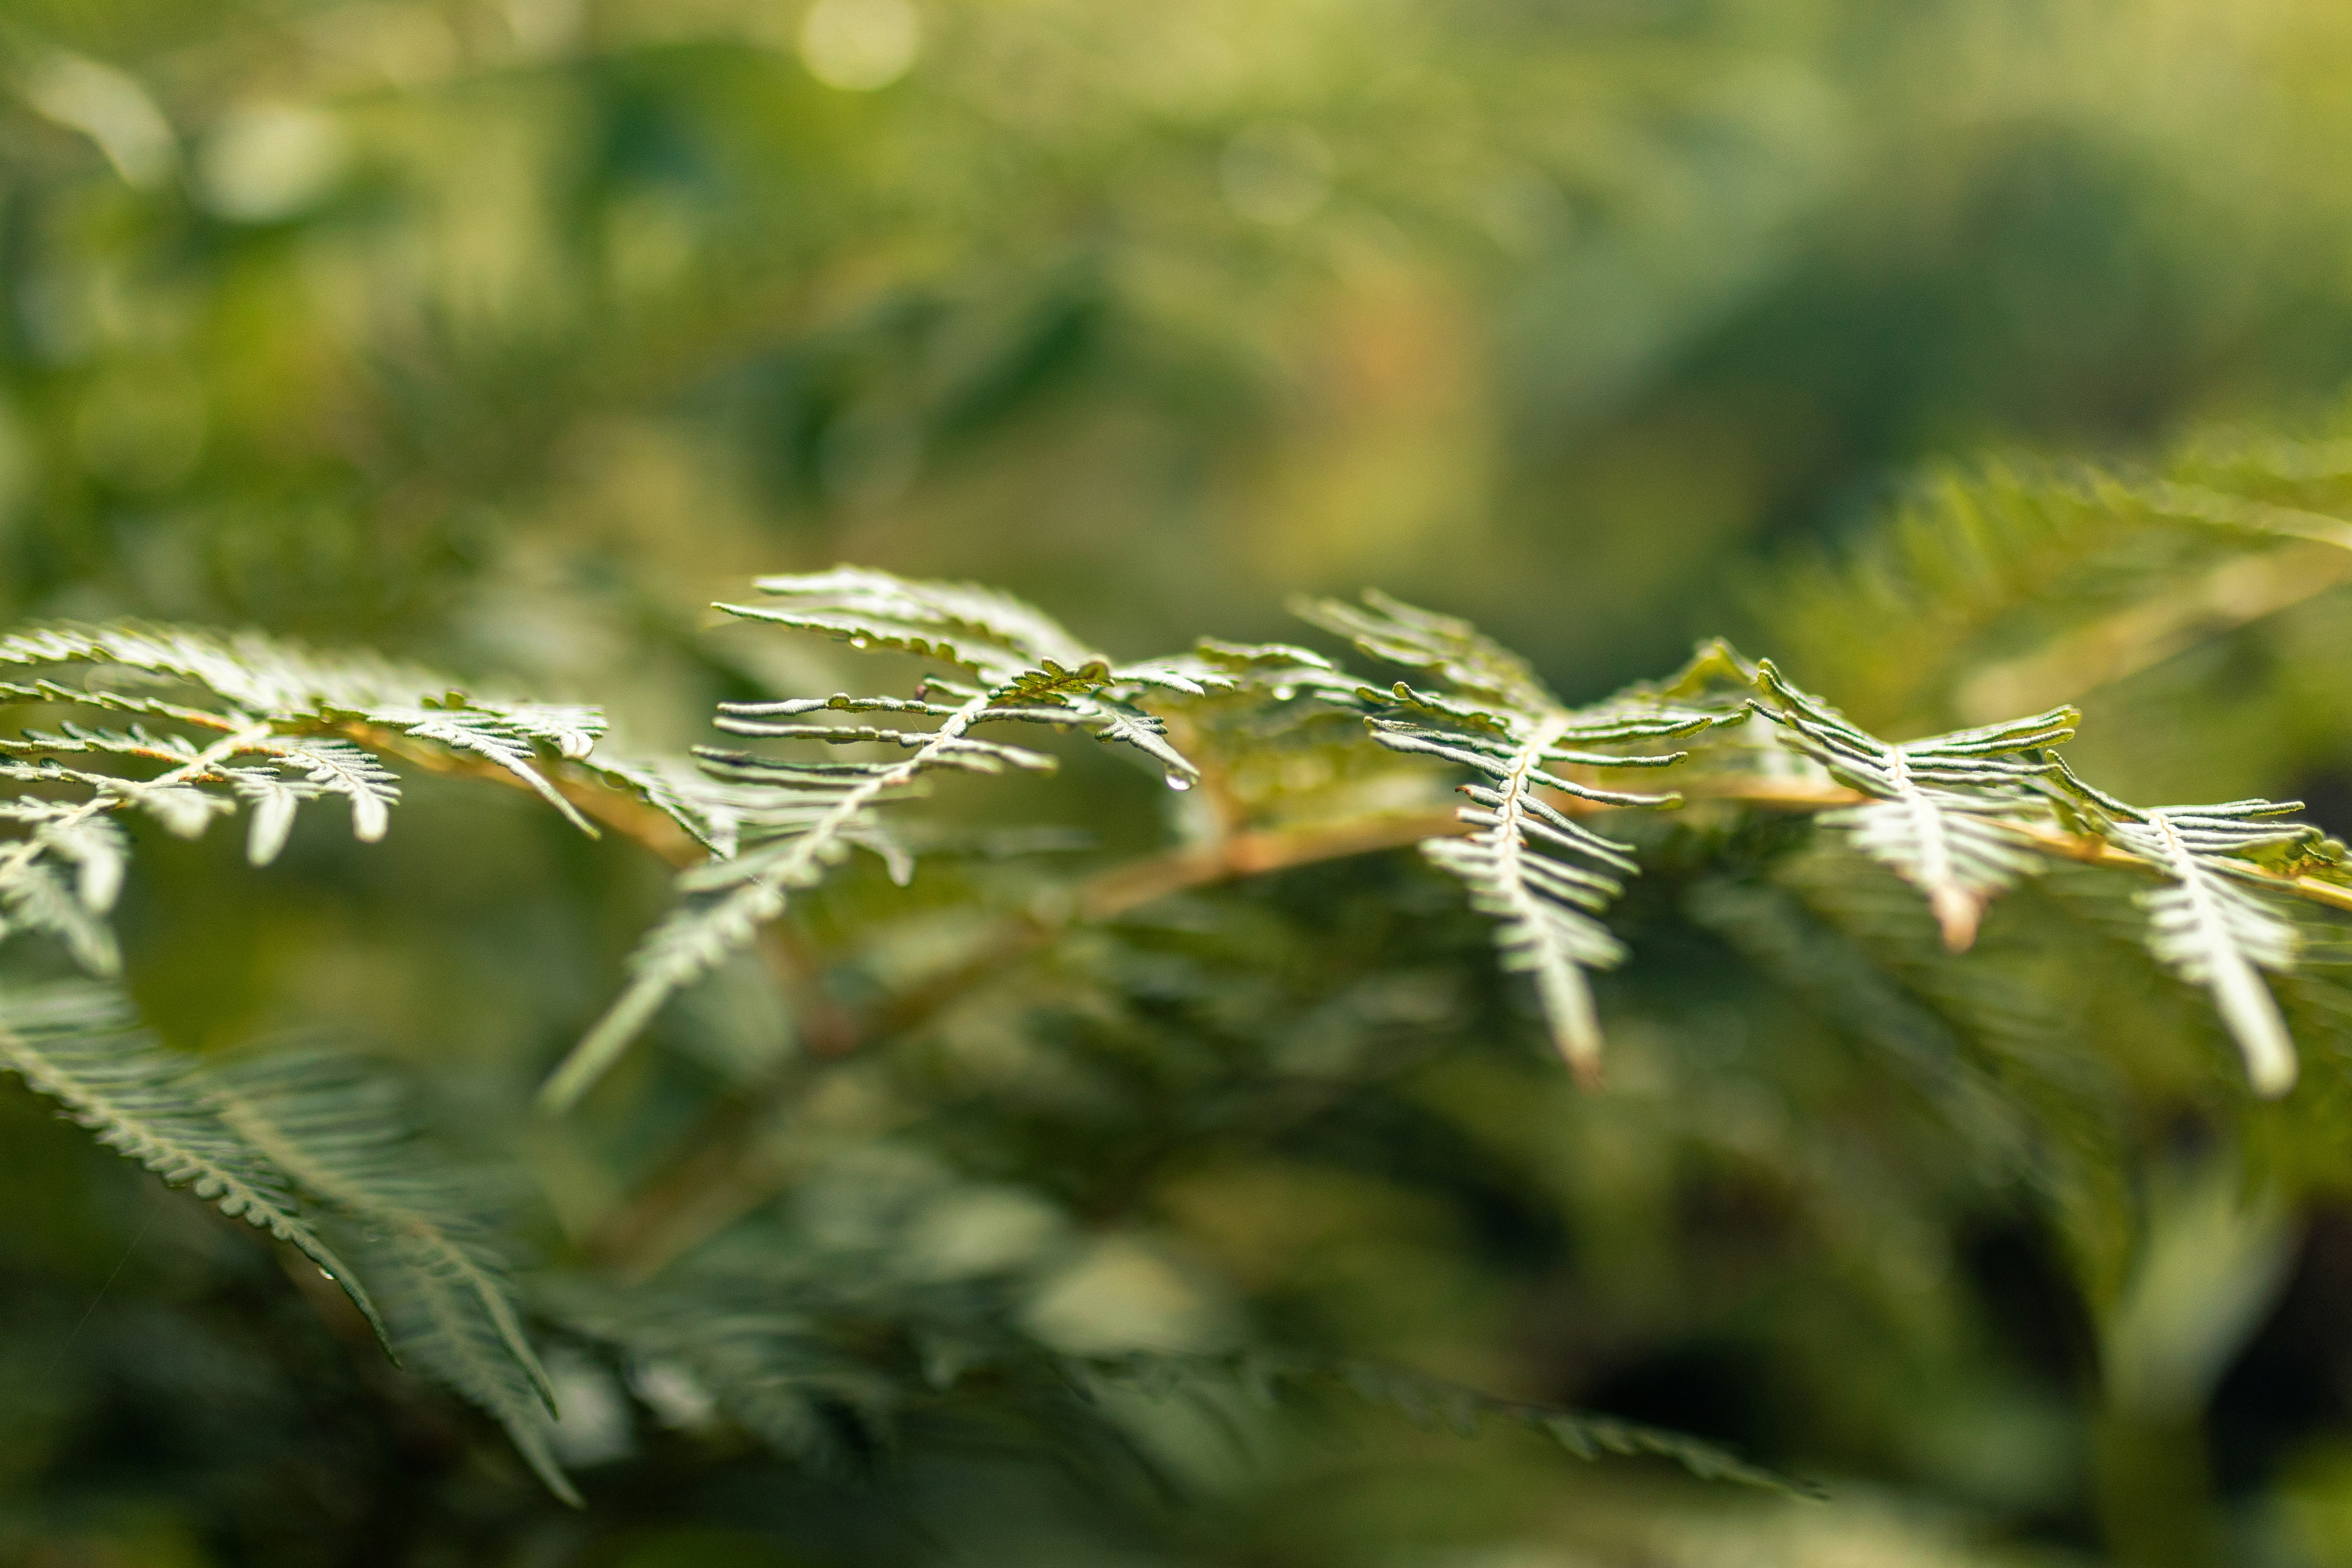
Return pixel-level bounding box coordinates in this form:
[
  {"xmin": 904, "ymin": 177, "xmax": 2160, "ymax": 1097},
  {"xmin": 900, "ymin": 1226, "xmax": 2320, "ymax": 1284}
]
[
  {"xmin": 195, "ymin": 105, "xmax": 349, "ymax": 223},
  {"xmin": 799, "ymin": 0, "xmax": 922, "ymax": 92}
]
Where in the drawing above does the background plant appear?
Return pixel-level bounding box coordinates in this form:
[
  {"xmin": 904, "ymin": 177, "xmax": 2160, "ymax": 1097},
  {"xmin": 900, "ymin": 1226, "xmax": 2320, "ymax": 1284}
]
[{"xmin": 13, "ymin": 3, "xmax": 2352, "ymax": 1566}]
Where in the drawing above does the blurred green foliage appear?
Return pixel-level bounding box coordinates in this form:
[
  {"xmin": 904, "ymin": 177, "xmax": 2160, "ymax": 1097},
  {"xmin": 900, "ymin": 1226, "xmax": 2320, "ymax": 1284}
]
[
  {"xmin": 15, "ymin": 0, "xmax": 2352, "ymax": 687},
  {"xmin": 12, "ymin": 1, "xmax": 2352, "ymax": 1564}
]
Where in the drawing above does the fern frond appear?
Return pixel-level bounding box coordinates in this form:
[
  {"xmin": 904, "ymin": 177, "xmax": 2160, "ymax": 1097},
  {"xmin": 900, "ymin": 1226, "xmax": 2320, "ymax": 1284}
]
[
  {"xmin": 0, "ymin": 800, "xmax": 129, "ymax": 971},
  {"xmin": 0, "ymin": 624, "xmax": 636, "ymax": 978},
  {"xmin": 583, "ymin": 757, "xmax": 746, "ymax": 857},
  {"xmin": 218, "ymin": 765, "xmax": 316, "ymax": 866},
  {"xmin": 356, "ymin": 703, "xmax": 596, "ymax": 834},
  {"xmin": 0, "ymin": 621, "xmax": 605, "ymax": 849},
  {"xmin": 715, "ymin": 566, "xmax": 1100, "ymax": 681},
  {"xmin": 206, "ymin": 1053, "xmax": 558, "ymax": 1414},
  {"xmin": 1414, "ymin": 720, "xmax": 1632, "ymax": 1083},
  {"xmin": 1688, "ymin": 877, "xmax": 2037, "ymax": 1165},
  {"xmin": 203, "ymin": 1051, "xmax": 577, "ymax": 1499},
  {"xmin": 272, "ymin": 740, "xmax": 401, "ymax": 845},
  {"xmin": 0, "ymin": 995, "xmax": 577, "ymax": 1502},
  {"xmin": 2097, "ymin": 799, "xmax": 2315, "ymax": 1096},
  {"xmin": 1073, "ymin": 1349, "xmax": 1818, "ymax": 1498},
  {"xmin": 0, "ymin": 858, "xmax": 121, "ymax": 975},
  {"xmin": 544, "ymin": 877, "xmax": 788, "ymax": 1111},
  {"xmin": 8, "ymin": 807, "xmax": 128, "ymax": 913},
  {"xmin": 1301, "ymin": 592, "xmax": 1729, "ymax": 1081},
  {"xmin": 555, "ymin": 1265, "xmax": 1815, "ymax": 1498},
  {"xmin": 363, "ymin": 1231, "xmax": 581, "ymax": 1503},
  {"xmin": 1295, "ymin": 587, "xmax": 1552, "ymax": 708},
  {"xmin": 547, "ymin": 1278, "xmax": 898, "ymax": 1472},
  {"xmin": 548, "ymin": 570, "xmax": 1213, "ymax": 1110},
  {"xmin": 1737, "ymin": 654, "xmax": 2331, "ymax": 1092},
  {"xmin": 0, "ymin": 983, "xmax": 388, "ymax": 1345},
  {"xmin": 1756, "ymin": 454, "xmax": 2352, "ymax": 732},
  {"xmin": 545, "ymin": 695, "xmax": 995, "ymax": 1109},
  {"xmin": 0, "ymin": 624, "xmax": 602, "ymax": 745},
  {"xmin": 1747, "ymin": 661, "xmax": 2076, "ymax": 950},
  {"xmin": 1183, "ymin": 637, "xmax": 1363, "ymax": 700},
  {"xmin": 1765, "ymin": 851, "xmax": 2140, "ymax": 1297}
]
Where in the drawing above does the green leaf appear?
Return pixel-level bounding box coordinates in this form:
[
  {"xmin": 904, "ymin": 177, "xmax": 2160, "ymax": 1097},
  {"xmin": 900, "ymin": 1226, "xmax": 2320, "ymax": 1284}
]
[
  {"xmin": 1748, "ymin": 659, "xmax": 2075, "ymax": 949},
  {"xmin": 719, "ymin": 566, "xmax": 1100, "ymax": 682},
  {"xmin": 2107, "ymin": 803, "xmax": 2312, "ymax": 1096},
  {"xmin": 1307, "ymin": 591, "xmax": 1724, "ymax": 1080},
  {"xmin": 1077, "ymin": 1349, "xmax": 1820, "ymax": 1499},
  {"xmin": 553, "ymin": 571, "xmax": 1212, "ymax": 1109},
  {"xmin": 0, "ymin": 855, "xmax": 122, "ymax": 975},
  {"xmin": 208, "ymin": 1051, "xmax": 575, "ymax": 1504},
  {"xmin": 0, "ymin": 984, "xmax": 388, "ymax": 1345}
]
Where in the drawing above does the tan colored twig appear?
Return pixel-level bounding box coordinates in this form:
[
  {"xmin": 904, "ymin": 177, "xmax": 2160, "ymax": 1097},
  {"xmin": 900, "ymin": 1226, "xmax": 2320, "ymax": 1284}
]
[{"xmin": 381, "ymin": 750, "xmax": 2352, "ymax": 1277}]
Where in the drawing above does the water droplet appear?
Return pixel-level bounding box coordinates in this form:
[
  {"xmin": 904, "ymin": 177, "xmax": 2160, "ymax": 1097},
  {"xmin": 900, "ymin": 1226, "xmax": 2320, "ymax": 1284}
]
[
  {"xmin": 1164, "ymin": 773, "xmax": 1194, "ymax": 791},
  {"xmin": 848, "ymin": 636, "xmax": 870, "ymax": 649},
  {"xmin": 1272, "ymin": 685, "xmax": 1295, "ymax": 701}
]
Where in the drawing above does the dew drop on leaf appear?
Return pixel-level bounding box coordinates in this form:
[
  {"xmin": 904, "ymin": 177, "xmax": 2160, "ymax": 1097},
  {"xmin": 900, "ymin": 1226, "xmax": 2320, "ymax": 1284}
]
[
  {"xmin": 1164, "ymin": 773, "xmax": 1193, "ymax": 791},
  {"xmin": 1272, "ymin": 686, "xmax": 1295, "ymax": 701}
]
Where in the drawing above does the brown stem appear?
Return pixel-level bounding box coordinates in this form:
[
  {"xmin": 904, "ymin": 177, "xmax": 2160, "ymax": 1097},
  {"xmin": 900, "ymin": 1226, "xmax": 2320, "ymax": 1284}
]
[
  {"xmin": 579, "ymin": 787, "xmax": 1875, "ymax": 1278},
  {"xmin": 485, "ymin": 760, "xmax": 2352, "ymax": 1278},
  {"xmin": 1077, "ymin": 811, "xmax": 1465, "ymax": 920},
  {"xmin": 328, "ymin": 724, "xmax": 707, "ymax": 868}
]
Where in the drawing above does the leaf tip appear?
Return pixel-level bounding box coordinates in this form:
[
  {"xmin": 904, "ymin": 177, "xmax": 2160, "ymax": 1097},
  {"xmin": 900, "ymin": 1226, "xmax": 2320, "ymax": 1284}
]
[
  {"xmin": 1929, "ymin": 886, "xmax": 1983, "ymax": 952},
  {"xmin": 2247, "ymin": 1034, "xmax": 2300, "ymax": 1098}
]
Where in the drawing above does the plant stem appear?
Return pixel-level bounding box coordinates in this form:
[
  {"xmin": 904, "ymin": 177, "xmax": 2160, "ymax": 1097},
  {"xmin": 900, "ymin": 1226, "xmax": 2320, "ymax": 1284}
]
[{"xmin": 480, "ymin": 764, "xmax": 2352, "ymax": 1278}]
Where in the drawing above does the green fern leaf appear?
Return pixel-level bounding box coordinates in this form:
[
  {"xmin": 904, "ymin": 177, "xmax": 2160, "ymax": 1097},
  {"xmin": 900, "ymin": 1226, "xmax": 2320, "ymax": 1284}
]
[
  {"xmin": 542, "ymin": 877, "xmax": 787, "ymax": 1111},
  {"xmin": 1294, "ymin": 588, "xmax": 1551, "ymax": 707},
  {"xmin": 0, "ymin": 984, "xmax": 389, "ymax": 1345},
  {"xmin": 352, "ymin": 702, "xmax": 596, "ymax": 834},
  {"xmin": 0, "ymin": 857, "xmax": 122, "ymax": 975},
  {"xmin": 1748, "ymin": 660, "xmax": 2076, "ymax": 949},
  {"xmin": 1076, "ymin": 1349, "xmax": 1818, "ymax": 1499},
  {"xmin": 547, "ymin": 1278, "xmax": 897, "ymax": 1472},
  {"xmin": 548, "ymin": 571, "xmax": 1209, "ymax": 1110},
  {"xmin": 584, "ymin": 757, "xmax": 745, "ymax": 857},
  {"xmin": 1301, "ymin": 592, "xmax": 1726, "ymax": 1080},
  {"xmin": 0, "ymin": 623, "xmax": 641, "ymax": 991},
  {"xmin": 365, "ymin": 1231, "xmax": 581, "ymax": 1503},
  {"xmin": 1756, "ymin": 454, "xmax": 2352, "ymax": 732},
  {"xmin": 206, "ymin": 1052, "xmax": 575, "ymax": 1503},
  {"xmin": 2102, "ymin": 800, "xmax": 2314, "ymax": 1096},
  {"xmin": 0, "ymin": 621, "xmax": 604, "ymax": 848},
  {"xmin": 272, "ymin": 741, "xmax": 401, "ymax": 844},
  {"xmin": 218, "ymin": 766, "xmax": 314, "ymax": 866},
  {"xmin": 13, "ymin": 808, "xmax": 128, "ymax": 913},
  {"xmin": 715, "ymin": 566, "xmax": 1101, "ymax": 681}
]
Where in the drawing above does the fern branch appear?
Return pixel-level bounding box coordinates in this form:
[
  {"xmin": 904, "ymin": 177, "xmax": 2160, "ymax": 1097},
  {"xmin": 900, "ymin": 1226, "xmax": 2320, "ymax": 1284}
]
[
  {"xmin": 1300, "ymin": 592, "xmax": 1724, "ymax": 1082},
  {"xmin": 2103, "ymin": 804, "xmax": 2310, "ymax": 1095},
  {"xmin": 209, "ymin": 1054, "xmax": 558, "ymax": 1417},
  {"xmin": 0, "ymin": 623, "xmax": 619, "ymax": 861},
  {"xmin": 1074, "ymin": 1349, "xmax": 1819, "ymax": 1499},
  {"xmin": 1747, "ymin": 660, "xmax": 2075, "ymax": 950},
  {"xmin": 1429, "ymin": 714, "xmax": 1622, "ymax": 1080},
  {"xmin": 0, "ymin": 722, "xmax": 274, "ymax": 971},
  {"xmin": 382, "ymin": 1238, "xmax": 580, "ymax": 1503},
  {"xmin": 1755, "ymin": 453, "xmax": 2352, "ymax": 733},
  {"xmin": 1, "ymin": 1000, "xmax": 578, "ymax": 1503},
  {"xmin": 547, "ymin": 572, "xmax": 1224, "ymax": 1111},
  {"xmin": 543, "ymin": 686, "xmax": 998, "ymax": 1112},
  {"xmin": 0, "ymin": 984, "xmax": 390, "ymax": 1346}
]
